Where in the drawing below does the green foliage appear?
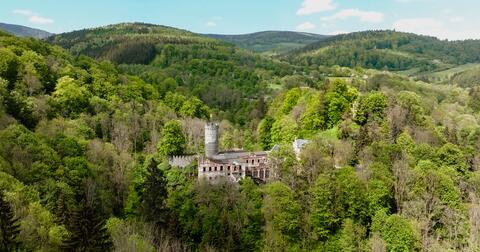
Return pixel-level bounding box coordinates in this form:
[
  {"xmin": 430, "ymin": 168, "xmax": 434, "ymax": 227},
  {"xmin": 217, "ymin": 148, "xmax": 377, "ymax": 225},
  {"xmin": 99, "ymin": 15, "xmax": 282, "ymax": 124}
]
[
  {"xmin": 62, "ymin": 200, "xmax": 113, "ymax": 251},
  {"xmin": 208, "ymin": 31, "xmax": 327, "ymax": 54},
  {"xmin": 0, "ymin": 124, "xmax": 59, "ymax": 184},
  {"xmin": 354, "ymin": 91, "xmax": 388, "ymax": 125},
  {"xmin": 271, "ymin": 116, "xmax": 298, "ymax": 144},
  {"xmin": 282, "ymin": 87, "xmax": 302, "ymax": 114},
  {"xmin": 51, "ymin": 76, "xmax": 91, "ymax": 116},
  {"xmin": 179, "ymin": 97, "xmax": 209, "ymax": 119},
  {"xmin": 0, "ymin": 47, "xmax": 19, "ymax": 85},
  {"xmin": 257, "ymin": 116, "xmax": 275, "ymax": 150},
  {"xmin": 336, "ymin": 219, "xmax": 366, "ymax": 252},
  {"xmin": 48, "ymin": 22, "xmax": 297, "ymax": 125},
  {"xmin": 157, "ymin": 121, "xmax": 186, "ymax": 156},
  {"xmin": 396, "ymin": 91, "xmax": 426, "ymax": 126},
  {"xmin": 0, "ymin": 191, "xmax": 20, "ymax": 251},
  {"xmin": 290, "ymin": 30, "xmax": 480, "ymax": 72},
  {"xmin": 437, "ymin": 143, "xmax": 467, "ymax": 174},
  {"xmin": 309, "ymin": 167, "xmax": 367, "ymax": 240},
  {"xmin": 325, "ymin": 80, "xmax": 358, "ymax": 127},
  {"xmin": 1, "ymin": 20, "xmax": 480, "ymax": 252},
  {"xmin": 372, "ymin": 211, "xmax": 419, "ymax": 252},
  {"xmin": 263, "ymin": 182, "xmax": 302, "ymax": 250},
  {"xmin": 141, "ymin": 159, "xmax": 168, "ymax": 227},
  {"xmin": 300, "ymin": 92, "xmax": 325, "ymax": 133}
]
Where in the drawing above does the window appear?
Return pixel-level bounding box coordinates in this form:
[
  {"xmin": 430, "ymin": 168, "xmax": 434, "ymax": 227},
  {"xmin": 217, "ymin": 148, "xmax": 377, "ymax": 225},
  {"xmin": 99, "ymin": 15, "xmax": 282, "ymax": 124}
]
[
  {"xmin": 214, "ymin": 167, "xmax": 217, "ymax": 171},
  {"xmin": 228, "ymin": 166, "xmax": 230, "ymax": 171},
  {"xmin": 246, "ymin": 159, "xmax": 249, "ymax": 164},
  {"xmin": 203, "ymin": 167, "xmax": 206, "ymax": 172},
  {"xmin": 252, "ymin": 159, "xmax": 254, "ymax": 164},
  {"xmin": 220, "ymin": 166, "xmax": 223, "ymax": 171},
  {"xmin": 209, "ymin": 167, "xmax": 212, "ymax": 171}
]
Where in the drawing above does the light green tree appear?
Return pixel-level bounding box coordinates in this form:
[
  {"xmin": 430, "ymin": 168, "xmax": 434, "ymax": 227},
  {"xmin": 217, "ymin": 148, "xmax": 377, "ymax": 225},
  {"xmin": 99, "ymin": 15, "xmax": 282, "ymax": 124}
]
[{"xmin": 157, "ymin": 121, "xmax": 186, "ymax": 156}]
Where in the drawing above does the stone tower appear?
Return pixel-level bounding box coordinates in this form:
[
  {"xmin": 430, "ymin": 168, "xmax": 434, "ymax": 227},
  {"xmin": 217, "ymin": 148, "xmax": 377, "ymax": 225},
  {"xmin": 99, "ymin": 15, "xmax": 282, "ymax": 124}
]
[{"xmin": 205, "ymin": 122, "xmax": 219, "ymax": 158}]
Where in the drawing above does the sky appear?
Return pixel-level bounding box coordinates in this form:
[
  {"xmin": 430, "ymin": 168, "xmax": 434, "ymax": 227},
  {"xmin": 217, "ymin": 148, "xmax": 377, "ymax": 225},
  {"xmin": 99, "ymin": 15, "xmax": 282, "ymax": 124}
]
[{"xmin": 1, "ymin": 0, "xmax": 478, "ymax": 40}]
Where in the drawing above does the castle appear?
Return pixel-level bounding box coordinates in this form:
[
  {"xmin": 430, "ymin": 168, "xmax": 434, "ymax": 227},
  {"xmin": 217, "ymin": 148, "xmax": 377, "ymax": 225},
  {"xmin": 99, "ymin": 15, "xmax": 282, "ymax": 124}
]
[
  {"xmin": 198, "ymin": 123, "xmax": 270, "ymax": 183},
  {"xmin": 168, "ymin": 122, "xmax": 310, "ymax": 183}
]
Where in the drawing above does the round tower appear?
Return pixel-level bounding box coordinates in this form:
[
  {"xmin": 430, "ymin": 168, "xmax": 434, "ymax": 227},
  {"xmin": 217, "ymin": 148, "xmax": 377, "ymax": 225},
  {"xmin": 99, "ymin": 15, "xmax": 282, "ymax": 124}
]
[{"xmin": 205, "ymin": 122, "xmax": 219, "ymax": 158}]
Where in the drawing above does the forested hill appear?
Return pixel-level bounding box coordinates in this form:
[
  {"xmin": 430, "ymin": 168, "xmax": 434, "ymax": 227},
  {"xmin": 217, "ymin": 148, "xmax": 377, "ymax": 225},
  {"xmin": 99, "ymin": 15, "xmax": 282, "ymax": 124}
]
[
  {"xmin": 0, "ymin": 22, "xmax": 53, "ymax": 39},
  {"xmin": 205, "ymin": 31, "xmax": 328, "ymax": 54},
  {"xmin": 46, "ymin": 22, "xmax": 223, "ymax": 64},
  {"xmin": 3, "ymin": 21, "xmax": 480, "ymax": 252},
  {"xmin": 47, "ymin": 22, "xmax": 296, "ymax": 125},
  {"xmin": 287, "ymin": 30, "xmax": 480, "ymax": 72}
]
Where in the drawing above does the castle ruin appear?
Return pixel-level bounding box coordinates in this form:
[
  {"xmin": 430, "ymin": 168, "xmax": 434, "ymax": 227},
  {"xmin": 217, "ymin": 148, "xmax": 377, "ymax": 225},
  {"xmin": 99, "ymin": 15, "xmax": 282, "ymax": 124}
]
[{"xmin": 198, "ymin": 122, "xmax": 270, "ymax": 183}]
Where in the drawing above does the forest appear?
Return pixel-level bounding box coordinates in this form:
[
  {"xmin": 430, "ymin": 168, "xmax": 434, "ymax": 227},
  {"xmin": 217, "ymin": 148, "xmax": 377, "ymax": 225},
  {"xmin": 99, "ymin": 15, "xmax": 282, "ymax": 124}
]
[{"xmin": 1, "ymin": 23, "xmax": 480, "ymax": 252}]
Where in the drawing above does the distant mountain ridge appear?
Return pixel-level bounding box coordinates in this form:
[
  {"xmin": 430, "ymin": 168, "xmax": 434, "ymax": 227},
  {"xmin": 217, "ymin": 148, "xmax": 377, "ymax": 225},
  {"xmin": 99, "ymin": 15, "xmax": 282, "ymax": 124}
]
[
  {"xmin": 0, "ymin": 22, "xmax": 53, "ymax": 39},
  {"xmin": 286, "ymin": 30, "xmax": 480, "ymax": 72},
  {"xmin": 205, "ymin": 31, "xmax": 329, "ymax": 54}
]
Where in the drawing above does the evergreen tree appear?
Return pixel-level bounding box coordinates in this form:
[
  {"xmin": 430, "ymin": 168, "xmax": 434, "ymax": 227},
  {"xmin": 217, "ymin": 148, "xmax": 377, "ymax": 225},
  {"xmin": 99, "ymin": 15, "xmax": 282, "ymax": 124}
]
[
  {"xmin": 0, "ymin": 191, "xmax": 20, "ymax": 251},
  {"xmin": 62, "ymin": 199, "xmax": 112, "ymax": 251},
  {"xmin": 142, "ymin": 158, "xmax": 169, "ymax": 228}
]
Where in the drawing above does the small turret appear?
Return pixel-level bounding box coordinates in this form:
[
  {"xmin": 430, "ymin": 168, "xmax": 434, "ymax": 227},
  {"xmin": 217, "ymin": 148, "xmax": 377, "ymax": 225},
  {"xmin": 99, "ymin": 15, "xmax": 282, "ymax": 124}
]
[{"xmin": 205, "ymin": 122, "xmax": 219, "ymax": 158}]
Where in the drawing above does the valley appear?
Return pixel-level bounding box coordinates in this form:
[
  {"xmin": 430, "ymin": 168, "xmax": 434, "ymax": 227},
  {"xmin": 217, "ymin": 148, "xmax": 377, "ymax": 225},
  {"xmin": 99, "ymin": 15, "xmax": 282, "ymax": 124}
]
[{"xmin": 0, "ymin": 20, "xmax": 480, "ymax": 251}]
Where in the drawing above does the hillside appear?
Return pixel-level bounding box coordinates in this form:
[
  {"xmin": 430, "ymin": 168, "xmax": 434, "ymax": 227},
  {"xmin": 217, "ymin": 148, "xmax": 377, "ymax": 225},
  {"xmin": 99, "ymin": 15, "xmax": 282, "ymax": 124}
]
[
  {"xmin": 2, "ymin": 21, "xmax": 480, "ymax": 251},
  {"xmin": 287, "ymin": 30, "xmax": 480, "ymax": 73},
  {"xmin": 48, "ymin": 22, "xmax": 297, "ymax": 125},
  {"xmin": 205, "ymin": 31, "xmax": 328, "ymax": 54},
  {"xmin": 0, "ymin": 22, "xmax": 53, "ymax": 39}
]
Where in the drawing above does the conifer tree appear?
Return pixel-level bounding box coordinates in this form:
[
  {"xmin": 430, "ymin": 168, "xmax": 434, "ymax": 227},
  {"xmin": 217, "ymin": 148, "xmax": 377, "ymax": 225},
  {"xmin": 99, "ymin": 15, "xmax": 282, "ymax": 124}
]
[
  {"xmin": 142, "ymin": 158, "xmax": 169, "ymax": 227},
  {"xmin": 0, "ymin": 191, "xmax": 20, "ymax": 251},
  {"xmin": 62, "ymin": 198, "xmax": 112, "ymax": 251}
]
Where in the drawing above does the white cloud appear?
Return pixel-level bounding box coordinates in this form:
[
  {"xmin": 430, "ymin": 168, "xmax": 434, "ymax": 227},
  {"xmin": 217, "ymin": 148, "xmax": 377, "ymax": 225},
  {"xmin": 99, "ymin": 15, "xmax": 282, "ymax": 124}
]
[
  {"xmin": 449, "ymin": 17, "xmax": 464, "ymax": 23},
  {"xmin": 205, "ymin": 21, "xmax": 217, "ymax": 27},
  {"xmin": 29, "ymin": 15, "xmax": 54, "ymax": 24},
  {"xmin": 322, "ymin": 9, "xmax": 384, "ymax": 23},
  {"xmin": 393, "ymin": 17, "xmax": 480, "ymax": 40},
  {"xmin": 13, "ymin": 9, "xmax": 33, "ymax": 16},
  {"xmin": 442, "ymin": 9, "xmax": 453, "ymax": 14},
  {"xmin": 13, "ymin": 9, "xmax": 54, "ymax": 25},
  {"xmin": 296, "ymin": 22, "xmax": 316, "ymax": 31},
  {"xmin": 297, "ymin": 0, "xmax": 335, "ymax": 16},
  {"xmin": 393, "ymin": 18, "xmax": 443, "ymax": 34}
]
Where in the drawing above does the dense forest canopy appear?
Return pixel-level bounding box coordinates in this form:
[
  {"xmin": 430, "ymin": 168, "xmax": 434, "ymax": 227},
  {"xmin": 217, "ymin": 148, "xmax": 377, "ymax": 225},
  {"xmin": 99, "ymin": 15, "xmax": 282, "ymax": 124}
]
[
  {"xmin": 0, "ymin": 23, "xmax": 480, "ymax": 251},
  {"xmin": 48, "ymin": 23, "xmax": 299, "ymax": 125},
  {"xmin": 205, "ymin": 31, "xmax": 329, "ymax": 54},
  {"xmin": 287, "ymin": 30, "xmax": 480, "ymax": 73}
]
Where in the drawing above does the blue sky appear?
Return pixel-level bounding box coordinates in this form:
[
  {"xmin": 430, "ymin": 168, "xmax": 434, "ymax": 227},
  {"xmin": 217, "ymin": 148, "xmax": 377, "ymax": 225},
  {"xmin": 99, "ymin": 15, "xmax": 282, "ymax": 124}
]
[{"xmin": 1, "ymin": 0, "xmax": 478, "ymax": 40}]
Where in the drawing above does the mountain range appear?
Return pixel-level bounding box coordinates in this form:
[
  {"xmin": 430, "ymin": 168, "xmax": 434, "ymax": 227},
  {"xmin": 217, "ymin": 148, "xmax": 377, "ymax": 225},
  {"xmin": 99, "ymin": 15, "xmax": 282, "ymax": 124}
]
[
  {"xmin": 0, "ymin": 22, "xmax": 53, "ymax": 39},
  {"xmin": 4, "ymin": 21, "xmax": 480, "ymax": 85}
]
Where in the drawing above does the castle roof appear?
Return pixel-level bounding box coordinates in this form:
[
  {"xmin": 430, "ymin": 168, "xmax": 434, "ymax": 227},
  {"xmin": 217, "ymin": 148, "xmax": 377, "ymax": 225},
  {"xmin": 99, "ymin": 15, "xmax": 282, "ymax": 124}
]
[
  {"xmin": 293, "ymin": 139, "xmax": 310, "ymax": 150},
  {"xmin": 205, "ymin": 150, "xmax": 268, "ymax": 163}
]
